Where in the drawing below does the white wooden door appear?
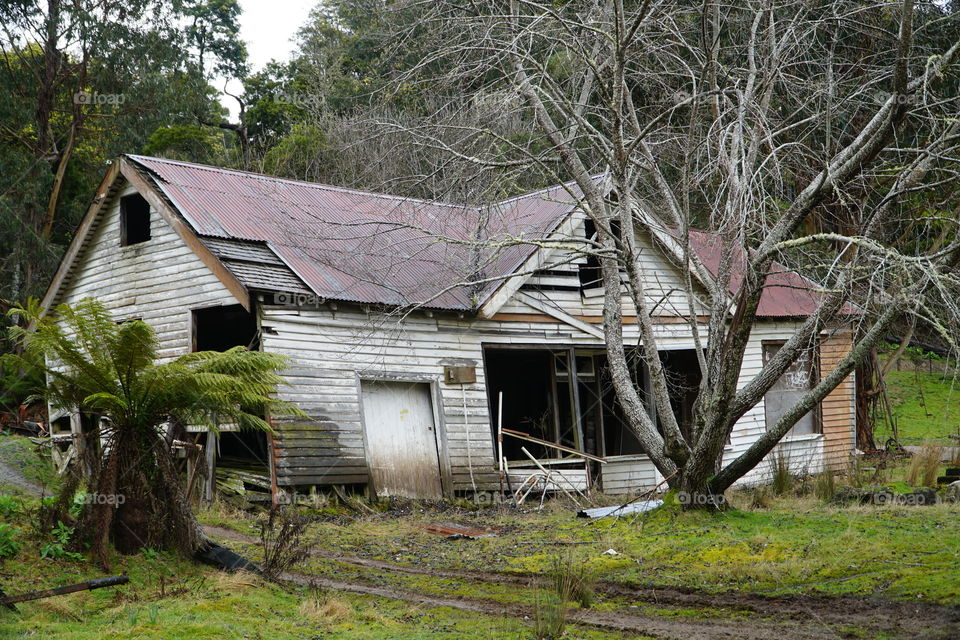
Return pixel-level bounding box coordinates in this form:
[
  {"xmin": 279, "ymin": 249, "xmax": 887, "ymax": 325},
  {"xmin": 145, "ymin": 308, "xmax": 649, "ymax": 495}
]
[{"xmin": 360, "ymin": 381, "xmax": 443, "ymax": 499}]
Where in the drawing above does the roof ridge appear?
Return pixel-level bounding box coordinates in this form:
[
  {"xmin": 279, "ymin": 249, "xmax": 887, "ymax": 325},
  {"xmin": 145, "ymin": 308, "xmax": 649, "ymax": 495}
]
[
  {"xmin": 126, "ymin": 154, "xmax": 474, "ymax": 211},
  {"xmin": 127, "ymin": 154, "xmax": 601, "ymax": 212}
]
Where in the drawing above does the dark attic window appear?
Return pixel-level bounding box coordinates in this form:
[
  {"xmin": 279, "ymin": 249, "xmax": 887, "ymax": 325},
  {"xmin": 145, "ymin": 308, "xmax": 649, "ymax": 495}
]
[
  {"xmin": 578, "ymin": 219, "xmax": 603, "ymax": 289},
  {"xmin": 578, "ymin": 217, "xmax": 622, "ymax": 290},
  {"xmin": 120, "ymin": 193, "xmax": 151, "ymax": 246}
]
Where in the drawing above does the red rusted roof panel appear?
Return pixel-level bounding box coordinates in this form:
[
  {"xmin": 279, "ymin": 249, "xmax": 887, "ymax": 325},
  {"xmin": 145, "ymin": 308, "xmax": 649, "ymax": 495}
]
[
  {"xmin": 128, "ymin": 155, "xmax": 835, "ymax": 317},
  {"xmin": 685, "ymin": 230, "xmax": 857, "ymax": 317},
  {"xmin": 129, "ymin": 155, "xmax": 580, "ymax": 310}
]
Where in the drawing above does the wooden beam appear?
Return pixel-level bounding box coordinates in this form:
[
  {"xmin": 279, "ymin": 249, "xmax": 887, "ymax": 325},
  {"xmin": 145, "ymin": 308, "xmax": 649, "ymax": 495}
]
[
  {"xmin": 40, "ymin": 160, "xmax": 122, "ymax": 316},
  {"xmin": 119, "ymin": 158, "xmax": 250, "ymax": 311},
  {"xmin": 502, "ymin": 428, "xmax": 606, "ymax": 463},
  {"xmin": 489, "ymin": 311, "xmax": 711, "ymax": 325},
  {"xmin": 516, "ymin": 291, "xmax": 605, "ymax": 339}
]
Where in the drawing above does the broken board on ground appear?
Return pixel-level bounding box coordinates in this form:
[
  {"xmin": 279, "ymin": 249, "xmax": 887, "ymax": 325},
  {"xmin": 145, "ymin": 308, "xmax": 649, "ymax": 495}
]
[{"xmin": 577, "ymin": 500, "xmax": 663, "ymax": 519}]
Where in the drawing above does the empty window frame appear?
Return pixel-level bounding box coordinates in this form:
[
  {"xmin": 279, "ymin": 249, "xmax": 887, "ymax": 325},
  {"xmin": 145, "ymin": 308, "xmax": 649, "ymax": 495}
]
[
  {"xmin": 762, "ymin": 341, "xmax": 821, "ymax": 437},
  {"xmin": 120, "ymin": 193, "xmax": 151, "ymax": 246},
  {"xmin": 578, "ymin": 218, "xmax": 624, "ymax": 291}
]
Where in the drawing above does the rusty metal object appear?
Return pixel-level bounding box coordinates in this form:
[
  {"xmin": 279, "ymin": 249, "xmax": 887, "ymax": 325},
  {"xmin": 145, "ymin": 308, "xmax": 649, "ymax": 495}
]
[{"xmin": 0, "ymin": 575, "xmax": 129, "ymax": 611}]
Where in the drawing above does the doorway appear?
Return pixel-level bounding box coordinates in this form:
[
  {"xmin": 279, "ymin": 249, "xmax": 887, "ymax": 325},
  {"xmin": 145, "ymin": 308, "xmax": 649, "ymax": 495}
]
[{"xmin": 360, "ymin": 380, "xmax": 444, "ymax": 499}]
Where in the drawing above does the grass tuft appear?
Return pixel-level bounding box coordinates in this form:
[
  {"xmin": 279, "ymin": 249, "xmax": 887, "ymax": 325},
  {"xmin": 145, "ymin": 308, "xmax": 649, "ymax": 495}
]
[
  {"xmin": 813, "ymin": 471, "xmax": 836, "ymax": 501},
  {"xmin": 906, "ymin": 442, "xmax": 943, "ymax": 487},
  {"xmin": 299, "ymin": 587, "xmax": 352, "ymax": 622}
]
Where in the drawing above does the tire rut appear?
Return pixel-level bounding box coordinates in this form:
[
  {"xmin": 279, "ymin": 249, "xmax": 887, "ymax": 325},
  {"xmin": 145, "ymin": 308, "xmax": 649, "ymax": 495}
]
[{"xmin": 204, "ymin": 525, "xmax": 960, "ymax": 640}]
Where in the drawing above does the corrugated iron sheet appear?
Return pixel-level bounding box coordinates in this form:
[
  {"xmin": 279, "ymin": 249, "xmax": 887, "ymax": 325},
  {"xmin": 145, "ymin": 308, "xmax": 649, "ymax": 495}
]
[
  {"xmin": 128, "ymin": 155, "xmax": 834, "ymax": 317},
  {"xmin": 685, "ymin": 230, "xmax": 858, "ymax": 317},
  {"xmin": 129, "ymin": 155, "xmax": 579, "ymax": 311}
]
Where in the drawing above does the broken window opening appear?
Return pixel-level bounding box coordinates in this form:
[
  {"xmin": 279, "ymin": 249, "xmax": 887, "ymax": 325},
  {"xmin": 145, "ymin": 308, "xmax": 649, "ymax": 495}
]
[
  {"xmin": 578, "ymin": 218, "xmax": 623, "ymax": 291},
  {"xmin": 191, "ymin": 304, "xmax": 270, "ymax": 498},
  {"xmin": 762, "ymin": 341, "xmax": 821, "ymax": 437},
  {"xmin": 120, "ymin": 193, "xmax": 151, "ymax": 246}
]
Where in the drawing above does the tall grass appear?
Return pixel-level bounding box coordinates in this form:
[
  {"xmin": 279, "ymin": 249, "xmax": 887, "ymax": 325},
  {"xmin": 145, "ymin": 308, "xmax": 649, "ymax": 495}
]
[
  {"xmin": 532, "ymin": 553, "xmax": 595, "ymax": 639},
  {"xmin": 813, "ymin": 471, "xmax": 836, "ymax": 501},
  {"xmin": 906, "ymin": 442, "xmax": 943, "ymax": 487},
  {"xmin": 770, "ymin": 451, "xmax": 794, "ymax": 496}
]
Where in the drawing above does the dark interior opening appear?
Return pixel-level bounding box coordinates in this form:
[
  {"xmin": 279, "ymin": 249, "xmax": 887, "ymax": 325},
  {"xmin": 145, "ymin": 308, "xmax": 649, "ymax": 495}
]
[
  {"xmin": 192, "ymin": 304, "xmax": 267, "ymax": 475},
  {"xmin": 598, "ymin": 352, "xmax": 649, "ymax": 456},
  {"xmin": 192, "ymin": 304, "xmax": 259, "ymax": 352},
  {"xmin": 120, "ymin": 193, "xmax": 151, "ymax": 246},
  {"xmin": 660, "ymin": 349, "xmax": 703, "ymax": 442},
  {"xmin": 579, "ymin": 219, "xmax": 603, "ymax": 289},
  {"xmin": 578, "ymin": 218, "xmax": 624, "ymax": 290},
  {"xmin": 484, "ymin": 349, "xmax": 556, "ymax": 460}
]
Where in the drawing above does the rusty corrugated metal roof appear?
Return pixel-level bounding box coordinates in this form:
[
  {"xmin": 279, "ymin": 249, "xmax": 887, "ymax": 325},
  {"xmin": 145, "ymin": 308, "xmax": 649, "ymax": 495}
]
[
  {"xmin": 685, "ymin": 230, "xmax": 858, "ymax": 317},
  {"xmin": 128, "ymin": 155, "xmax": 581, "ymax": 311},
  {"xmin": 127, "ymin": 155, "xmax": 835, "ymax": 317}
]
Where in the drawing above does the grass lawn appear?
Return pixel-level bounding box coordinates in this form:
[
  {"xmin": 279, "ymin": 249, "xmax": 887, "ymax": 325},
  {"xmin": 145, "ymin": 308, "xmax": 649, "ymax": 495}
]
[
  {"xmin": 257, "ymin": 493, "xmax": 960, "ymax": 604},
  {"xmin": 876, "ymin": 368, "xmax": 960, "ymax": 446},
  {"xmin": 2, "ymin": 439, "xmax": 959, "ymax": 639}
]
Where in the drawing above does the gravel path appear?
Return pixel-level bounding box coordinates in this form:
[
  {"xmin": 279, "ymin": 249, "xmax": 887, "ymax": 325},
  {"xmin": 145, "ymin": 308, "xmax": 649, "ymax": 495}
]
[{"xmin": 0, "ymin": 437, "xmax": 43, "ymax": 496}]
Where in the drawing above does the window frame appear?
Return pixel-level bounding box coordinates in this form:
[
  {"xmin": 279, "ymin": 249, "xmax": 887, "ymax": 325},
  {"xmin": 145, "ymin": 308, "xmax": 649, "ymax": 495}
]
[
  {"xmin": 119, "ymin": 193, "xmax": 151, "ymax": 246},
  {"xmin": 761, "ymin": 339, "xmax": 822, "ymax": 438}
]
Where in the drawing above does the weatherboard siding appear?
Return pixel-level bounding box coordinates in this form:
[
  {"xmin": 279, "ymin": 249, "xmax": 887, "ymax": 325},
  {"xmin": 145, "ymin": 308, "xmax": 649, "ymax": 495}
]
[
  {"xmin": 54, "ymin": 182, "xmax": 239, "ymax": 360},
  {"xmin": 259, "ymin": 300, "xmax": 839, "ymax": 492},
  {"xmin": 260, "ymin": 301, "xmax": 710, "ymax": 490}
]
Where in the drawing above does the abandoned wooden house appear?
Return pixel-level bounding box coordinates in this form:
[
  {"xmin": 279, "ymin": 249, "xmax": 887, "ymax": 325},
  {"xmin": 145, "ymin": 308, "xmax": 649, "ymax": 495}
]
[{"xmin": 40, "ymin": 155, "xmax": 857, "ymax": 500}]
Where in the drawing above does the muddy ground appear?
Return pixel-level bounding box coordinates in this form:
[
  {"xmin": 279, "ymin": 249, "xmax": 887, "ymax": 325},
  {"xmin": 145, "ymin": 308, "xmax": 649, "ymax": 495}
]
[{"xmin": 203, "ymin": 524, "xmax": 960, "ymax": 640}]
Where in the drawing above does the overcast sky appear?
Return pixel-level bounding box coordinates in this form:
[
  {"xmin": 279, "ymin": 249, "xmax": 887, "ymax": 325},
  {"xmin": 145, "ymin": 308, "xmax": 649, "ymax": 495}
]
[{"xmin": 219, "ymin": 0, "xmax": 317, "ymax": 118}]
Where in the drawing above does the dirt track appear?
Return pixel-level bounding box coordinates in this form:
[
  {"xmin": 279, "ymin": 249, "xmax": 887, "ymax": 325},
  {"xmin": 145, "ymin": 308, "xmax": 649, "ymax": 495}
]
[{"xmin": 203, "ymin": 525, "xmax": 960, "ymax": 639}]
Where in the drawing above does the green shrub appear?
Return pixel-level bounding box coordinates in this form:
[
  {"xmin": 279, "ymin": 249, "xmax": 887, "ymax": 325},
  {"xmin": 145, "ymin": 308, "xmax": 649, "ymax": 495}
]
[
  {"xmin": 39, "ymin": 521, "xmax": 82, "ymax": 561},
  {"xmin": 0, "ymin": 523, "xmax": 20, "ymax": 558},
  {"xmin": 0, "ymin": 495, "xmax": 21, "ymax": 518}
]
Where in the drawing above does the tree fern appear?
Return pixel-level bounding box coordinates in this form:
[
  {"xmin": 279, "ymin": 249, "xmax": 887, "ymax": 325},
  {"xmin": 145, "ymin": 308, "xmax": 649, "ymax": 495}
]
[{"xmin": 7, "ymin": 298, "xmax": 305, "ymax": 565}]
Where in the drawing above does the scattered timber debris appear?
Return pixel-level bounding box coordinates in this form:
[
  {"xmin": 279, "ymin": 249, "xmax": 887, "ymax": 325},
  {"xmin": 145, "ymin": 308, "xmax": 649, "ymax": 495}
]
[
  {"xmin": 425, "ymin": 523, "xmax": 497, "ymax": 540},
  {"xmin": 577, "ymin": 500, "xmax": 663, "ymax": 519},
  {"xmin": 214, "ymin": 457, "xmax": 272, "ymax": 510},
  {"xmin": 0, "ymin": 575, "xmax": 129, "ymax": 612}
]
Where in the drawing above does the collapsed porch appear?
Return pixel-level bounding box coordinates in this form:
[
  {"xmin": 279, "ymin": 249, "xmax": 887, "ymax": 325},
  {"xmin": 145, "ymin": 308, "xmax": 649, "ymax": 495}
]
[{"xmin": 483, "ymin": 346, "xmax": 701, "ymax": 494}]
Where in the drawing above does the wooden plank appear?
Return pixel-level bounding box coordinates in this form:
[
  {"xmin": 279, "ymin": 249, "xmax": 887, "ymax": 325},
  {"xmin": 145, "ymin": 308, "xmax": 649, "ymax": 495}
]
[{"xmin": 40, "ymin": 160, "xmax": 122, "ymax": 315}]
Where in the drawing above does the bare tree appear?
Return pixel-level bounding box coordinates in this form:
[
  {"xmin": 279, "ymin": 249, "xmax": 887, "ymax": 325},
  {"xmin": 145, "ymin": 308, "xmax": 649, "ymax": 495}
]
[{"xmin": 349, "ymin": 0, "xmax": 960, "ymax": 503}]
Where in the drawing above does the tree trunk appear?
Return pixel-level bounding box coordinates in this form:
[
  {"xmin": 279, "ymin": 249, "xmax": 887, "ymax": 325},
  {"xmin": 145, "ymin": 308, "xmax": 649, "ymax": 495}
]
[{"xmin": 81, "ymin": 423, "xmax": 205, "ymax": 568}]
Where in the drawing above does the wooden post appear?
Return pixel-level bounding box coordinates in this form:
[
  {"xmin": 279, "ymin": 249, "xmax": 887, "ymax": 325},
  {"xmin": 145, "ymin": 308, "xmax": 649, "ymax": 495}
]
[
  {"xmin": 568, "ymin": 347, "xmax": 585, "ymax": 452},
  {"xmin": 203, "ymin": 430, "xmax": 217, "ymax": 506},
  {"xmin": 497, "ymin": 391, "xmax": 504, "ymax": 472}
]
